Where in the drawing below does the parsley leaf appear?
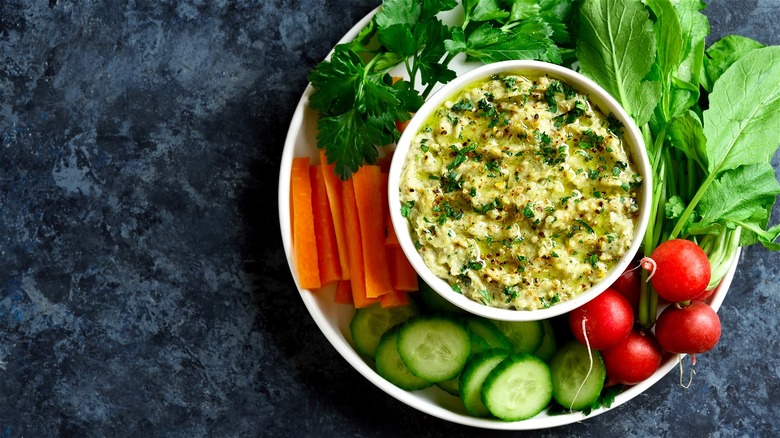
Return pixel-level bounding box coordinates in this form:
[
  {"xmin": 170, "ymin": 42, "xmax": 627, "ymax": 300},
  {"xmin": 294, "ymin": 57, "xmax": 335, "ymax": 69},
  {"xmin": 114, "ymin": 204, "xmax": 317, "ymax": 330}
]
[
  {"xmin": 308, "ymin": 0, "xmax": 574, "ymax": 179},
  {"xmin": 316, "ymin": 109, "xmax": 390, "ymax": 179}
]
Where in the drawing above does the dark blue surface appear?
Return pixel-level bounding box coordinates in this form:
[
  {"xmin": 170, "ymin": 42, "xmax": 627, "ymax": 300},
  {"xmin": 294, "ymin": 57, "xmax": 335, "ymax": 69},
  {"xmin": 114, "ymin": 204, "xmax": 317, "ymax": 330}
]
[{"xmin": 1, "ymin": 1, "xmax": 779, "ymax": 436}]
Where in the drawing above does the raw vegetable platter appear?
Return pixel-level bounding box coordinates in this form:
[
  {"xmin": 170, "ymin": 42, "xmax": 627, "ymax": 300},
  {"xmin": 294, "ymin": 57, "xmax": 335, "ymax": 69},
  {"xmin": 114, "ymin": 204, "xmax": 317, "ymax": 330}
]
[{"xmin": 279, "ymin": 0, "xmax": 777, "ymax": 430}]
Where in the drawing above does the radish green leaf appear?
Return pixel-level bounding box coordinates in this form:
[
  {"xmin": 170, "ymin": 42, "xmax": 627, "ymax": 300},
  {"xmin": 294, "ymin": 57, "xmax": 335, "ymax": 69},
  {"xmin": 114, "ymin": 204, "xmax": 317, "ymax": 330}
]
[{"xmin": 576, "ymin": 0, "xmax": 661, "ymax": 126}]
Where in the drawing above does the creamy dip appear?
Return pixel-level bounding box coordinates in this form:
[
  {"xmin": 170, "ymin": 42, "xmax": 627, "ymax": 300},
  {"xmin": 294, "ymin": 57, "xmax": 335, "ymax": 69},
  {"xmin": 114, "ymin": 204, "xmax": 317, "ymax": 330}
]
[{"xmin": 399, "ymin": 73, "xmax": 642, "ymax": 311}]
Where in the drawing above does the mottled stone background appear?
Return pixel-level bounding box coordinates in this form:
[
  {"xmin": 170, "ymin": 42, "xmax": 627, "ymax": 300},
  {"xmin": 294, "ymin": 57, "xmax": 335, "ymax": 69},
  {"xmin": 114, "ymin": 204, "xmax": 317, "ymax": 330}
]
[{"xmin": 1, "ymin": 0, "xmax": 778, "ymax": 437}]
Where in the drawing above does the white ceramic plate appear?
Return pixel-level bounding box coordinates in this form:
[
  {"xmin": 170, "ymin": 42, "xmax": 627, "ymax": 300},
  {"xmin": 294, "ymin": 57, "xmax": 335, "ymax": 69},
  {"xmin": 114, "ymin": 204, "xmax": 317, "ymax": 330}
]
[{"xmin": 277, "ymin": 6, "xmax": 738, "ymax": 430}]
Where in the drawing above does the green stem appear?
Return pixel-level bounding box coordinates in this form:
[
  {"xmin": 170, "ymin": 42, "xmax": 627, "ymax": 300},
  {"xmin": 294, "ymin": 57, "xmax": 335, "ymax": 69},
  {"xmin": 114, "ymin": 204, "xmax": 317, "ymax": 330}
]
[
  {"xmin": 405, "ymin": 57, "xmax": 417, "ymax": 86},
  {"xmin": 637, "ymin": 126, "xmax": 671, "ymax": 328},
  {"xmin": 685, "ymin": 155, "xmax": 696, "ymax": 203},
  {"xmin": 669, "ymin": 169, "xmax": 718, "ymax": 239},
  {"xmin": 421, "ymin": 52, "xmax": 457, "ymax": 99},
  {"xmin": 707, "ymin": 227, "xmax": 741, "ymax": 289}
]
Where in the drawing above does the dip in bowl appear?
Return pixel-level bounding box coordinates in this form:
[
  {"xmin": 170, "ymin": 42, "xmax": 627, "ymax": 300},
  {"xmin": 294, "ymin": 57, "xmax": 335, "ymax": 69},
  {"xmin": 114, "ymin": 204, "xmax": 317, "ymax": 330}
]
[{"xmin": 388, "ymin": 61, "xmax": 652, "ymax": 321}]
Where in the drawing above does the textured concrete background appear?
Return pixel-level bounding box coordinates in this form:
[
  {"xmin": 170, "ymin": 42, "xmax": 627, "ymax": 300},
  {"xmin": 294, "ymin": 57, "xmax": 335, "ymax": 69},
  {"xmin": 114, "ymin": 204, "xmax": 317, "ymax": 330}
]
[{"xmin": 1, "ymin": 0, "xmax": 779, "ymax": 436}]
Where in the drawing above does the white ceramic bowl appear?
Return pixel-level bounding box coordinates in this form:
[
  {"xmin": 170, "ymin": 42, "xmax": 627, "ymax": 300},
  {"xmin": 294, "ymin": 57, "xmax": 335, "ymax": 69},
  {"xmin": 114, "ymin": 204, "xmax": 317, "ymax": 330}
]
[{"xmin": 387, "ymin": 60, "xmax": 653, "ymax": 322}]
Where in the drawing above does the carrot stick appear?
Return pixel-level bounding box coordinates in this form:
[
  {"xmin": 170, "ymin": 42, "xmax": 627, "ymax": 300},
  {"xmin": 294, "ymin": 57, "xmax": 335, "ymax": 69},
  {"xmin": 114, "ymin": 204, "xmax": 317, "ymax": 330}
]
[
  {"xmin": 376, "ymin": 158, "xmax": 401, "ymax": 248},
  {"xmin": 385, "ymin": 216, "xmax": 400, "ymax": 247},
  {"xmin": 380, "ymin": 171, "xmax": 393, "ymax": 247},
  {"xmin": 310, "ymin": 165, "xmax": 342, "ymax": 285},
  {"xmin": 377, "ymin": 155, "xmax": 393, "ymax": 173},
  {"xmin": 319, "ymin": 150, "xmax": 350, "ymax": 279},
  {"xmin": 343, "ymin": 179, "xmax": 379, "ymax": 308},
  {"xmin": 291, "ymin": 157, "xmax": 321, "ymax": 289},
  {"xmin": 334, "ymin": 280, "xmax": 354, "ymax": 305},
  {"xmin": 389, "ymin": 246, "xmax": 418, "ymax": 292},
  {"xmin": 380, "ymin": 289, "xmax": 410, "ymax": 308},
  {"xmin": 353, "ymin": 165, "xmax": 395, "ymax": 298},
  {"xmin": 384, "ymin": 171, "xmax": 400, "ymax": 248}
]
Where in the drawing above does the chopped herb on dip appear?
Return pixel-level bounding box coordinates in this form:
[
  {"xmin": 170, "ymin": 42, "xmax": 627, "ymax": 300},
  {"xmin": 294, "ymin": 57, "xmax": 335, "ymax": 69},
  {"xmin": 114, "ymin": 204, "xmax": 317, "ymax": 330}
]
[{"xmin": 399, "ymin": 73, "xmax": 642, "ymax": 311}]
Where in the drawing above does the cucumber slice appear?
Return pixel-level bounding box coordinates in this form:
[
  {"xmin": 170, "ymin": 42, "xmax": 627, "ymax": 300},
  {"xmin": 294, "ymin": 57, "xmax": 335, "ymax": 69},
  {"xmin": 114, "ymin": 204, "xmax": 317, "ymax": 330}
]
[
  {"xmin": 550, "ymin": 341, "xmax": 606, "ymax": 411},
  {"xmin": 482, "ymin": 353, "xmax": 553, "ymax": 421},
  {"xmin": 490, "ymin": 319, "xmax": 544, "ymax": 353},
  {"xmin": 375, "ymin": 326, "xmax": 432, "ymax": 391},
  {"xmin": 436, "ymin": 330, "xmax": 494, "ymax": 396},
  {"xmin": 469, "ymin": 329, "xmax": 491, "ymax": 355},
  {"xmin": 350, "ymin": 302, "xmax": 418, "ymax": 359},
  {"xmin": 533, "ymin": 319, "xmax": 558, "ymax": 363},
  {"xmin": 436, "ymin": 376, "xmax": 460, "ymax": 396},
  {"xmin": 397, "ymin": 315, "xmax": 471, "ymax": 382},
  {"xmin": 419, "ymin": 280, "xmax": 464, "ymax": 314},
  {"xmin": 465, "ymin": 317, "xmax": 513, "ymax": 351},
  {"xmin": 458, "ymin": 349, "xmax": 511, "ymax": 417}
]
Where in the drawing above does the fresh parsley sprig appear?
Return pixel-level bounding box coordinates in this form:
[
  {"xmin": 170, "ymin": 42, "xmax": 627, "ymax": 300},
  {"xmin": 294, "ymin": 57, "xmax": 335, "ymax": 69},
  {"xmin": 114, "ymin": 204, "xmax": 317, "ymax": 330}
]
[{"xmin": 308, "ymin": 0, "xmax": 575, "ymax": 180}]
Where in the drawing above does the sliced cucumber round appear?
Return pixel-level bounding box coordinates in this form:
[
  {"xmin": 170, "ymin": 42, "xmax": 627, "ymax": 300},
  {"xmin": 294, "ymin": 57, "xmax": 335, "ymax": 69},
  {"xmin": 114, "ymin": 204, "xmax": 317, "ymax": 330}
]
[
  {"xmin": 465, "ymin": 317, "xmax": 513, "ymax": 351},
  {"xmin": 533, "ymin": 319, "xmax": 558, "ymax": 363},
  {"xmin": 397, "ymin": 315, "xmax": 471, "ymax": 382},
  {"xmin": 550, "ymin": 340, "xmax": 606, "ymax": 411},
  {"xmin": 482, "ymin": 353, "xmax": 553, "ymax": 421},
  {"xmin": 469, "ymin": 329, "xmax": 491, "ymax": 356},
  {"xmin": 419, "ymin": 280, "xmax": 465, "ymax": 314},
  {"xmin": 375, "ymin": 325, "xmax": 432, "ymax": 391},
  {"xmin": 458, "ymin": 349, "xmax": 511, "ymax": 417},
  {"xmin": 436, "ymin": 376, "xmax": 460, "ymax": 396},
  {"xmin": 490, "ymin": 319, "xmax": 544, "ymax": 353},
  {"xmin": 350, "ymin": 302, "xmax": 418, "ymax": 359}
]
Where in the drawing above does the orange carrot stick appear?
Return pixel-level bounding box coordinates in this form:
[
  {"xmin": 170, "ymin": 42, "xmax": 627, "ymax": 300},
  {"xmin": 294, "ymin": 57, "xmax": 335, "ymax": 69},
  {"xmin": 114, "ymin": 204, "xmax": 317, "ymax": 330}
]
[
  {"xmin": 389, "ymin": 246, "xmax": 419, "ymax": 292},
  {"xmin": 385, "ymin": 216, "xmax": 400, "ymax": 247},
  {"xmin": 383, "ymin": 169, "xmax": 401, "ymax": 247},
  {"xmin": 377, "ymin": 155, "xmax": 393, "ymax": 173},
  {"xmin": 291, "ymin": 157, "xmax": 321, "ymax": 289},
  {"xmin": 353, "ymin": 165, "xmax": 395, "ymax": 298},
  {"xmin": 319, "ymin": 150, "xmax": 350, "ymax": 279},
  {"xmin": 334, "ymin": 280, "xmax": 354, "ymax": 305},
  {"xmin": 343, "ymin": 179, "xmax": 379, "ymax": 308},
  {"xmin": 380, "ymin": 289, "xmax": 410, "ymax": 308},
  {"xmin": 310, "ymin": 165, "xmax": 342, "ymax": 285}
]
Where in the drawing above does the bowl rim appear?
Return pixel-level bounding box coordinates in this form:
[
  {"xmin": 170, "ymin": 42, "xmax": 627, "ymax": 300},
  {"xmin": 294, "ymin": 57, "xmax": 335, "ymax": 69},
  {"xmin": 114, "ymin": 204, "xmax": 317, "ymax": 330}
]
[{"xmin": 387, "ymin": 60, "xmax": 653, "ymax": 322}]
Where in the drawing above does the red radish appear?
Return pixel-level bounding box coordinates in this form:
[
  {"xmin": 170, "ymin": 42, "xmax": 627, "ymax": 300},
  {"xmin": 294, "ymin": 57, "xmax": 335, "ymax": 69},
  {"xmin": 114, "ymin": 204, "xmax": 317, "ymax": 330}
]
[
  {"xmin": 569, "ymin": 288, "xmax": 634, "ymax": 351},
  {"xmin": 693, "ymin": 287, "xmax": 715, "ymax": 302},
  {"xmin": 601, "ymin": 329, "xmax": 663, "ymax": 385},
  {"xmin": 654, "ymin": 301, "xmax": 721, "ymax": 354},
  {"xmin": 641, "ymin": 239, "xmax": 711, "ymax": 303},
  {"xmin": 611, "ymin": 263, "xmax": 641, "ymax": 311}
]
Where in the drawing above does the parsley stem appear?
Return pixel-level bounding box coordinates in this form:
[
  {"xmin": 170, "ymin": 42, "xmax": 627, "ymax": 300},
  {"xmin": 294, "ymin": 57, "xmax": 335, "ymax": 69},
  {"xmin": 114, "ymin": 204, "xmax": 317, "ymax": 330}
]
[{"xmin": 421, "ymin": 52, "xmax": 457, "ymax": 99}]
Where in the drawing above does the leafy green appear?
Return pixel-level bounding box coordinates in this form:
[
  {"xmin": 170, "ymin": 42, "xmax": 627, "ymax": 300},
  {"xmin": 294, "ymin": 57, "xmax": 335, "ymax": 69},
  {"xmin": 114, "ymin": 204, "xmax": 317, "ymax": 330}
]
[
  {"xmin": 309, "ymin": 45, "xmax": 423, "ymax": 178},
  {"xmin": 445, "ymin": 0, "xmax": 574, "ymax": 64},
  {"xmin": 375, "ymin": 0, "xmax": 421, "ymax": 28},
  {"xmin": 666, "ymin": 110, "xmax": 707, "ymax": 169},
  {"xmin": 576, "ymin": 0, "xmax": 661, "ymax": 126},
  {"xmin": 667, "ymin": 0, "xmax": 708, "ymax": 115},
  {"xmin": 446, "ymin": 20, "xmax": 561, "ymax": 64},
  {"xmin": 574, "ymin": 0, "xmax": 780, "ymax": 329},
  {"xmin": 701, "ymin": 46, "xmax": 780, "ymax": 174},
  {"xmin": 463, "ymin": 0, "xmax": 510, "ymax": 24},
  {"xmin": 309, "ymin": 0, "xmax": 575, "ymax": 179},
  {"xmin": 702, "ymin": 34, "xmax": 764, "ymax": 92},
  {"xmin": 413, "ymin": 18, "xmax": 457, "ymax": 86},
  {"xmin": 690, "ymin": 163, "xmax": 780, "ymax": 235}
]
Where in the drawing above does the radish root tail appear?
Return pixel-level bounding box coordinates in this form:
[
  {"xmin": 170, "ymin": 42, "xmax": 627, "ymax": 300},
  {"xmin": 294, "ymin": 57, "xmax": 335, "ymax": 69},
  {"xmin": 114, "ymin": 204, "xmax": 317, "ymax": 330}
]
[
  {"xmin": 677, "ymin": 355, "xmax": 696, "ymax": 389},
  {"xmin": 571, "ymin": 317, "xmax": 595, "ymax": 412},
  {"xmin": 640, "ymin": 257, "xmax": 657, "ymax": 282}
]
